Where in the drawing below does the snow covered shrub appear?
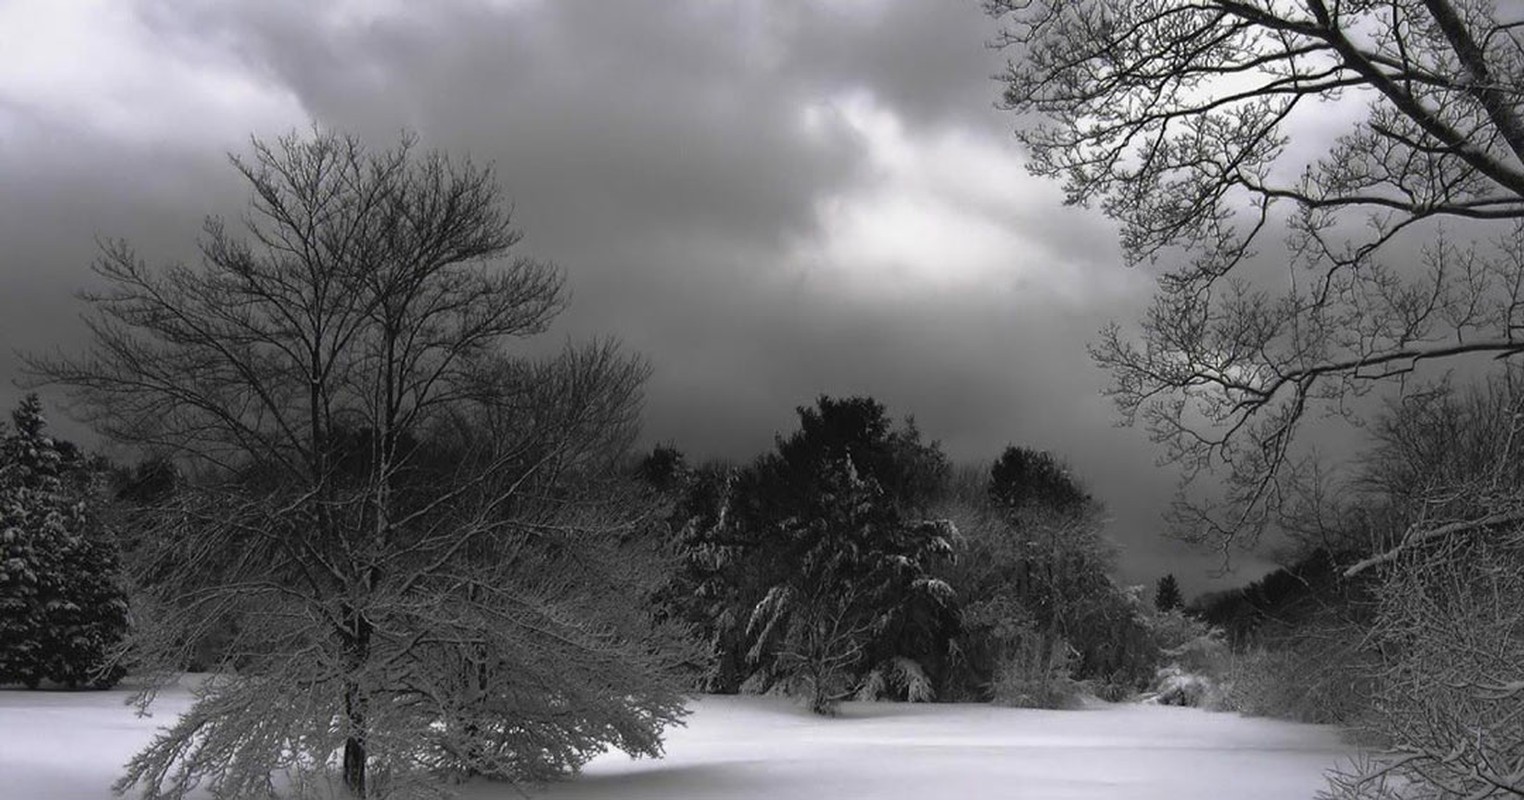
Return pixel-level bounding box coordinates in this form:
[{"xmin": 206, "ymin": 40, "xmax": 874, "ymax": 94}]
[
  {"xmin": 115, "ymin": 471, "xmax": 698, "ymax": 799},
  {"xmin": 1309, "ymin": 371, "xmax": 1524, "ymax": 797},
  {"xmin": 1322, "ymin": 531, "xmax": 1524, "ymax": 799},
  {"xmin": 1211, "ymin": 649, "xmax": 1304, "ymax": 717},
  {"xmin": 991, "ymin": 633, "xmax": 1085, "ymax": 709},
  {"xmin": 857, "ymin": 657, "xmax": 935, "ymax": 703},
  {"xmin": 1147, "ymin": 610, "xmax": 1217, "ymax": 670},
  {"xmin": 1212, "ymin": 638, "xmax": 1371, "ymax": 725},
  {"xmin": 1140, "ymin": 621, "xmax": 1234, "ymax": 708},
  {"xmin": 1140, "ymin": 620, "xmax": 1369, "ymax": 723},
  {"xmin": 746, "ymin": 587, "xmax": 868, "ymax": 715},
  {"xmin": 1145, "ymin": 665, "xmax": 1221, "ymax": 708}
]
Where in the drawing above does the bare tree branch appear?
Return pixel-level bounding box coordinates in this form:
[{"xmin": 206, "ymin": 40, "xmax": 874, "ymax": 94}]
[{"xmin": 992, "ymin": 0, "xmax": 1524, "ymax": 548}]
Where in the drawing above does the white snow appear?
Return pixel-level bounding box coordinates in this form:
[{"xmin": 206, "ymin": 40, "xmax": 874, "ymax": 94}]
[
  {"xmin": 0, "ymin": 680, "xmax": 198, "ymax": 800},
  {"xmin": 1, "ymin": 685, "xmax": 1353, "ymax": 800},
  {"xmin": 517, "ymin": 696, "xmax": 1354, "ymax": 800}
]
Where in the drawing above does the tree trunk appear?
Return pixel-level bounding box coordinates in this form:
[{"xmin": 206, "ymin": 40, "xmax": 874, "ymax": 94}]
[
  {"xmin": 810, "ymin": 666, "xmax": 832, "ymax": 716},
  {"xmin": 342, "ymin": 608, "xmax": 372, "ymax": 798},
  {"xmin": 342, "ymin": 697, "xmax": 366, "ymax": 798}
]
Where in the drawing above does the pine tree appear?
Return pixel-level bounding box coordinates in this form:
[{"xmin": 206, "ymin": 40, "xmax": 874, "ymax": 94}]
[
  {"xmin": 0, "ymin": 454, "xmax": 46, "ymax": 687},
  {"xmin": 637, "ymin": 449, "xmax": 750, "ymax": 692},
  {"xmin": 0, "ymin": 395, "xmax": 128, "ymax": 689},
  {"xmin": 736, "ymin": 397, "xmax": 957, "ymax": 714},
  {"xmin": 1154, "ymin": 574, "xmax": 1184, "ymax": 613},
  {"xmin": 989, "ymin": 446, "xmax": 1089, "ymax": 514}
]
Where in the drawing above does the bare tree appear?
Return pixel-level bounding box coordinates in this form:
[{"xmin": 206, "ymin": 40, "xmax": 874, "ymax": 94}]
[
  {"xmin": 1343, "ymin": 370, "xmax": 1524, "ymax": 574},
  {"xmin": 28, "ymin": 131, "xmax": 693, "ymax": 799},
  {"xmin": 989, "ymin": 0, "xmax": 1524, "ymax": 550}
]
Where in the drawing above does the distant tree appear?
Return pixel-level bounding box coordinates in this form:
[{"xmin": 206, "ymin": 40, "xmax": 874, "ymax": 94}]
[
  {"xmin": 634, "ymin": 448, "xmax": 752, "ymax": 692},
  {"xmin": 989, "ymin": 446, "xmax": 1088, "ymax": 514},
  {"xmin": 929, "ymin": 466, "xmax": 1023, "ymax": 700},
  {"xmin": 1153, "ymin": 574, "xmax": 1183, "ymax": 613},
  {"xmin": 990, "ymin": 0, "xmax": 1524, "ymax": 551},
  {"xmin": 29, "ymin": 131, "xmax": 692, "ymax": 798},
  {"xmin": 936, "ymin": 451, "xmax": 1156, "ymax": 703},
  {"xmin": 1193, "ymin": 548, "xmax": 1369, "ymax": 647},
  {"xmin": 0, "ymin": 395, "xmax": 128, "ymax": 689},
  {"xmin": 735, "ymin": 396, "xmax": 956, "ymax": 714},
  {"xmin": 987, "ymin": 447, "xmax": 1114, "ymax": 673},
  {"xmin": 634, "ymin": 443, "xmax": 688, "ymax": 493},
  {"xmin": 110, "ymin": 456, "xmax": 180, "ymax": 509}
]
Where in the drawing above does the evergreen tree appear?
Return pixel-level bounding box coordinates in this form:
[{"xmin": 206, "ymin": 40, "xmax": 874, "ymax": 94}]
[
  {"xmin": 989, "ymin": 446, "xmax": 1088, "ymax": 514},
  {"xmin": 1154, "ymin": 574, "xmax": 1184, "ymax": 613},
  {"xmin": 0, "ymin": 395, "xmax": 128, "ymax": 689},
  {"xmin": 0, "ymin": 423, "xmax": 47, "ymax": 687},
  {"xmin": 736, "ymin": 396, "xmax": 957, "ymax": 713},
  {"xmin": 636, "ymin": 448, "xmax": 750, "ymax": 692}
]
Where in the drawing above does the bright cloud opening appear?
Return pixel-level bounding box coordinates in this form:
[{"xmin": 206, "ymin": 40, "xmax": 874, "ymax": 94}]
[
  {"xmin": 790, "ymin": 91, "xmax": 1126, "ymax": 305},
  {"xmin": 0, "ymin": 0, "xmax": 306, "ymax": 150}
]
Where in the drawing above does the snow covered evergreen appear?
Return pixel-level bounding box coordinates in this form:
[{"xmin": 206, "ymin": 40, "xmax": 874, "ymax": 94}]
[{"xmin": 0, "ymin": 395, "xmax": 128, "ymax": 689}]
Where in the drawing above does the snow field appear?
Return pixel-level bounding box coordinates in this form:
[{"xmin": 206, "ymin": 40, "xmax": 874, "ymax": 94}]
[
  {"xmin": 1, "ymin": 686, "xmax": 1353, "ymax": 800},
  {"xmin": 522, "ymin": 695, "xmax": 1353, "ymax": 800}
]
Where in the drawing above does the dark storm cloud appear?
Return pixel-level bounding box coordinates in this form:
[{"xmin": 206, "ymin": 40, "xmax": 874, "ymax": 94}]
[{"xmin": 0, "ymin": 0, "xmax": 1260, "ymax": 593}]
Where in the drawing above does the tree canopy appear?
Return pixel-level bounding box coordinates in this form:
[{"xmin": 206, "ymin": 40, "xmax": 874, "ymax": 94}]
[
  {"xmin": 29, "ymin": 131, "xmax": 692, "ymax": 799},
  {"xmin": 990, "ymin": 0, "xmax": 1524, "ymax": 550}
]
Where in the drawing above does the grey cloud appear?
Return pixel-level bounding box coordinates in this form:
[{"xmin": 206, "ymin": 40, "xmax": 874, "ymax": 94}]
[
  {"xmin": 0, "ymin": 0, "xmax": 1266, "ymax": 596},
  {"xmin": 786, "ymin": 0, "xmax": 1013, "ymax": 130}
]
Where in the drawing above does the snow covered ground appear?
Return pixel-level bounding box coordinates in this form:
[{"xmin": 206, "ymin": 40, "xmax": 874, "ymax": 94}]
[{"xmin": 2, "ymin": 686, "xmax": 1353, "ymax": 799}]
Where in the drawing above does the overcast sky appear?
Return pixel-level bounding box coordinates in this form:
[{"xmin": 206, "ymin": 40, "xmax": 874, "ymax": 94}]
[{"xmin": 0, "ymin": 0, "xmax": 1283, "ymax": 594}]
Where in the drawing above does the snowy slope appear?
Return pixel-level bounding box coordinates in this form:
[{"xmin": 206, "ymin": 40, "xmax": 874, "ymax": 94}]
[{"xmin": 1, "ymin": 687, "xmax": 1351, "ymax": 800}]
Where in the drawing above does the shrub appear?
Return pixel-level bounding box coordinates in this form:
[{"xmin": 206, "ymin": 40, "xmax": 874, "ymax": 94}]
[
  {"xmin": 991, "ymin": 634, "xmax": 1086, "ymax": 709},
  {"xmin": 1146, "ymin": 665, "xmax": 1223, "ymax": 708},
  {"xmin": 1323, "ymin": 532, "xmax": 1524, "ymax": 798}
]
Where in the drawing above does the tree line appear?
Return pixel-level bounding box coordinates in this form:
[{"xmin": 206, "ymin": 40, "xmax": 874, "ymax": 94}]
[{"xmin": 634, "ymin": 395, "xmax": 1185, "ymax": 715}]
